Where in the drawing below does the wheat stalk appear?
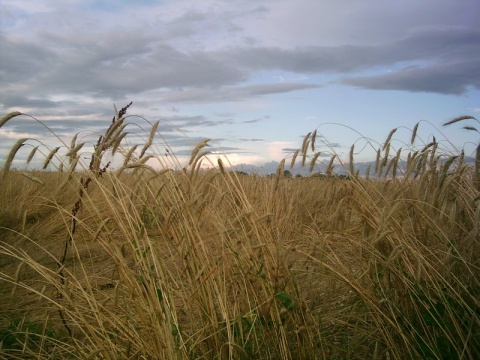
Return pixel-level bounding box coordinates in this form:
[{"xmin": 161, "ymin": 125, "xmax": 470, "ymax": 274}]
[
  {"xmin": 2, "ymin": 138, "xmax": 29, "ymax": 179},
  {"xmin": 311, "ymin": 129, "xmax": 317, "ymax": 152},
  {"xmin": 301, "ymin": 132, "xmax": 311, "ymax": 167},
  {"xmin": 0, "ymin": 111, "xmax": 22, "ymax": 128},
  {"xmin": 189, "ymin": 138, "xmax": 210, "ymax": 166},
  {"xmin": 20, "ymin": 172, "xmax": 45, "ymax": 185},
  {"xmin": 326, "ymin": 154, "xmax": 336, "ymax": 176},
  {"xmin": 26, "ymin": 145, "xmax": 39, "ymax": 164},
  {"xmin": 139, "ymin": 120, "xmax": 159, "ymax": 159},
  {"xmin": 349, "ymin": 144, "xmax": 355, "ymax": 175},
  {"xmin": 475, "ymin": 145, "xmax": 480, "ymax": 191},
  {"xmin": 410, "ymin": 122, "xmax": 419, "ymax": 145},
  {"xmin": 375, "ymin": 147, "xmax": 382, "ymax": 175},
  {"xmin": 309, "ymin": 152, "xmax": 321, "ymax": 173},
  {"xmin": 443, "ymin": 115, "xmax": 477, "ymax": 126},
  {"xmin": 122, "ymin": 145, "xmax": 139, "ymax": 167},
  {"xmin": 383, "ymin": 128, "xmax": 397, "ymax": 150},
  {"xmin": 111, "ymin": 132, "xmax": 129, "ymax": 155},
  {"xmin": 218, "ymin": 158, "xmax": 226, "ymax": 174},
  {"xmin": 290, "ymin": 149, "xmax": 299, "ymax": 168},
  {"xmin": 42, "ymin": 146, "xmax": 61, "ymax": 170}
]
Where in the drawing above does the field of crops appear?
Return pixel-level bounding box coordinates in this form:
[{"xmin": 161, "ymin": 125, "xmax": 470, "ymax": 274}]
[{"xmin": 1, "ymin": 109, "xmax": 479, "ymax": 359}]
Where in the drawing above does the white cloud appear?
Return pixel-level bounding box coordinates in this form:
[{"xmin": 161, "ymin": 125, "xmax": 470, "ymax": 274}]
[
  {"xmin": 214, "ymin": 153, "xmax": 266, "ymax": 167},
  {"xmin": 266, "ymin": 141, "xmax": 296, "ymax": 162},
  {"xmin": 0, "ymin": 128, "xmax": 38, "ymax": 139}
]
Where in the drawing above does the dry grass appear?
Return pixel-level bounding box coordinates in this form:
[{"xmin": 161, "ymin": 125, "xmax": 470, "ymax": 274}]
[{"xmin": 0, "ymin": 110, "xmax": 479, "ymax": 359}]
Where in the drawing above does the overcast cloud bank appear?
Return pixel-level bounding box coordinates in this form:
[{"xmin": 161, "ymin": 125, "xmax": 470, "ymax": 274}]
[{"xmin": 1, "ymin": 0, "xmax": 479, "ymax": 167}]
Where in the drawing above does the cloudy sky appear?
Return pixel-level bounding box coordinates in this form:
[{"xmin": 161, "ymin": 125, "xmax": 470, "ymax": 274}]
[{"xmin": 1, "ymin": 0, "xmax": 480, "ymax": 170}]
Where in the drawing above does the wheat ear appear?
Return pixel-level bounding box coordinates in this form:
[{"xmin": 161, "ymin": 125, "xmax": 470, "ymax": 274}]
[
  {"xmin": 2, "ymin": 138, "xmax": 29, "ymax": 179},
  {"xmin": 139, "ymin": 120, "xmax": 159, "ymax": 158},
  {"xmin": 443, "ymin": 115, "xmax": 477, "ymax": 126},
  {"xmin": 410, "ymin": 122, "xmax": 419, "ymax": 145},
  {"xmin": 0, "ymin": 111, "xmax": 22, "ymax": 128}
]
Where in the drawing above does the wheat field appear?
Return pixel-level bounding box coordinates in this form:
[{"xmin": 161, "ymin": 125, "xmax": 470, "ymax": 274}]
[{"xmin": 1, "ymin": 108, "xmax": 479, "ymax": 359}]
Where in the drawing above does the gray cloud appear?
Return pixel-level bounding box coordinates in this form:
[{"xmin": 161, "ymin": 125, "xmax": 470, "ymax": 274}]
[
  {"xmin": 342, "ymin": 60, "xmax": 480, "ymax": 95},
  {"xmin": 0, "ymin": 94, "xmax": 61, "ymax": 109},
  {"xmin": 2, "ymin": 20, "xmax": 479, "ymax": 117},
  {"xmin": 160, "ymin": 115, "xmax": 233, "ymax": 128},
  {"xmin": 214, "ymin": 112, "xmax": 235, "ymax": 117},
  {"xmin": 220, "ymin": 28, "xmax": 480, "ymax": 85},
  {"xmin": 0, "ymin": 112, "xmax": 231, "ymax": 144},
  {"xmin": 0, "ymin": 33, "xmax": 55, "ymax": 84},
  {"xmin": 239, "ymin": 138, "xmax": 264, "ymax": 142},
  {"xmin": 161, "ymin": 83, "xmax": 319, "ymax": 103},
  {"xmin": 173, "ymin": 145, "xmax": 247, "ymax": 156},
  {"xmin": 1, "ymin": 118, "xmax": 108, "ymax": 137},
  {"xmin": 0, "ymin": 28, "xmax": 245, "ymax": 104},
  {"xmin": 326, "ymin": 143, "xmax": 342, "ymax": 148},
  {"xmin": 242, "ymin": 119, "xmax": 263, "ymax": 124}
]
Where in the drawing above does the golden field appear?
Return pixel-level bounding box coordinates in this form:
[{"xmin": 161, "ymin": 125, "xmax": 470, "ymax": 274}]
[{"xmin": 1, "ymin": 110, "xmax": 479, "ymax": 359}]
